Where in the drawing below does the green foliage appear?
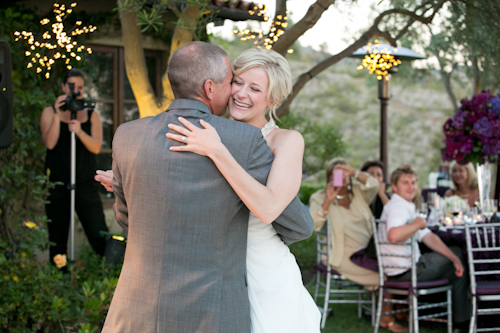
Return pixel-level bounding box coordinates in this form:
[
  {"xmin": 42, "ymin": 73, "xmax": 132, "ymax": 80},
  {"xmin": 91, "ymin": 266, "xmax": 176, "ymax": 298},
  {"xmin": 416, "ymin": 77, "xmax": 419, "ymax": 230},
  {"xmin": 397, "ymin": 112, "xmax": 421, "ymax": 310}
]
[
  {"xmin": 289, "ymin": 183, "xmax": 325, "ymax": 271},
  {"xmin": 0, "ymin": 6, "xmax": 121, "ymax": 323},
  {"xmin": 280, "ymin": 112, "xmax": 345, "ymax": 177},
  {"xmin": 116, "ymin": 0, "xmax": 212, "ymax": 40},
  {"xmin": 289, "ymin": 231, "xmax": 316, "ymax": 271},
  {"xmin": 448, "ymin": 0, "xmax": 500, "ymax": 91},
  {"xmin": 0, "ymin": 222, "xmax": 121, "ymax": 332},
  {"xmin": 0, "ymin": 5, "xmax": 63, "ymax": 240},
  {"xmin": 298, "ymin": 183, "xmax": 324, "ymax": 206}
]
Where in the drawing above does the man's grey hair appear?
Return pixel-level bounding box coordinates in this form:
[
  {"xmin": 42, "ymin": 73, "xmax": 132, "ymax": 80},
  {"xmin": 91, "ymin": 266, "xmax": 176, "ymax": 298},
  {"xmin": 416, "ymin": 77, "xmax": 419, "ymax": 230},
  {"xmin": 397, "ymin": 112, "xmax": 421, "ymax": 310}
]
[{"xmin": 167, "ymin": 42, "xmax": 229, "ymax": 99}]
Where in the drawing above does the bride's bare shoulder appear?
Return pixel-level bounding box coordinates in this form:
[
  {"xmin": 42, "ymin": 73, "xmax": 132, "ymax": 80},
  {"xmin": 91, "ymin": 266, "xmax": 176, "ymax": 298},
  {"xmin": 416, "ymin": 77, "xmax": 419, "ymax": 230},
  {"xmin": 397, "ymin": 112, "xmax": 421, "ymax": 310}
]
[{"xmin": 268, "ymin": 128, "xmax": 304, "ymax": 150}]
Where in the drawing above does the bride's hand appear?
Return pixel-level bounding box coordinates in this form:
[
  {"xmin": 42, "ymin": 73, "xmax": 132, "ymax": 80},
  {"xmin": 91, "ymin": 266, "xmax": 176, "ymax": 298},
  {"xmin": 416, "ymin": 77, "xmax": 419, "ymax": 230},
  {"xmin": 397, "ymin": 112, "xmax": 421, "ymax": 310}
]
[{"xmin": 166, "ymin": 117, "xmax": 223, "ymax": 157}]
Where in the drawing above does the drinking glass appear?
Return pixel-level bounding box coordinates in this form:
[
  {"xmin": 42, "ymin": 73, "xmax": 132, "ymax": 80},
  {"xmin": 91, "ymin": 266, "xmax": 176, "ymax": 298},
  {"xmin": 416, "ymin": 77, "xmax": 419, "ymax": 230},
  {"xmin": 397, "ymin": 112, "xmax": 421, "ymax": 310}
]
[
  {"xmin": 482, "ymin": 199, "xmax": 498, "ymax": 220},
  {"xmin": 417, "ymin": 203, "xmax": 429, "ymax": 219},
  {"xmin": 427, "ymin": 192, "xmax": 437, "ymax": 208}
]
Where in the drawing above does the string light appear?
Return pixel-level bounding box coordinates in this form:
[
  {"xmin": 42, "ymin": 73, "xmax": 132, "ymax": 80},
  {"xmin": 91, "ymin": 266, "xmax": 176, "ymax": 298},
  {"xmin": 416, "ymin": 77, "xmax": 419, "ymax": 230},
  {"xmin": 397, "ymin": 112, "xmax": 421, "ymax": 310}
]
[
  {"xmin": 356, "ymin": 40, "xmax": 402, "ymax": 81},
  {"xmin": 233, "ymin": 7, "xmax": 292, "ymax": 52},
  {"xmin": 14, "ymin": 2, "xmax": 96, "ymax": 79}
]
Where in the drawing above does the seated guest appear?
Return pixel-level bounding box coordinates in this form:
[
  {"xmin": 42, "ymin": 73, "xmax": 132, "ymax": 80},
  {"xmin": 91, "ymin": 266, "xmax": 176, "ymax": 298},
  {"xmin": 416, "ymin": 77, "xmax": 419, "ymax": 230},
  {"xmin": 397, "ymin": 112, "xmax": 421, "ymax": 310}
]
[
  {"xmin": 310, "ymin": 158, "xmax": 408, "ymax": 332},
  {"xmin": 310, "ymin": 158, "xmax": 379, "ymax": 287},
  {"xmin": 445, "ymin": 161, "xmax": 479, "ymax": 207},
  {"xmin": 380, "ymin": 164, "xmax": 471, "ymax": 332},
  {"xmin": 361, "ymin": 160, "xmax": 390, "ymax": 218}
]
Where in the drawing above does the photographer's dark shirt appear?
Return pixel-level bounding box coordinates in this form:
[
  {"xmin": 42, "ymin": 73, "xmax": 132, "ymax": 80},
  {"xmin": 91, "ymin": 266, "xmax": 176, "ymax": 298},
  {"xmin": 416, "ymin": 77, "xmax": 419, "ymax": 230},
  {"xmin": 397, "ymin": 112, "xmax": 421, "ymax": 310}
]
[{"xmin": 44, "ymin": 108, "xmax": 97, "ymax": 185}]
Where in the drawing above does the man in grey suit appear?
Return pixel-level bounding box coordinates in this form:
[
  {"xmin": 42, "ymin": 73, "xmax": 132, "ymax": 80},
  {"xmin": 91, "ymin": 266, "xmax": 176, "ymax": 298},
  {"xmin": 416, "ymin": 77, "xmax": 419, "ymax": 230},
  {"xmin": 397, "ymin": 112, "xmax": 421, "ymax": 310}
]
[{"xmin": 102, "ymin": 42, "xmax": 314, "ymax": 332}]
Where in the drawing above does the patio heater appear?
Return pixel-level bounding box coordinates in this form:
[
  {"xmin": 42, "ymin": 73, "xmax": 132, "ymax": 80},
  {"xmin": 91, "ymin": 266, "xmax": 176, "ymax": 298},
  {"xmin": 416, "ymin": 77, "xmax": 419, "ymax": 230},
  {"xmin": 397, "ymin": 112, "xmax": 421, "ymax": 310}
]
[{"xmin": 349, "ymin": 41, "xmax": 426, "ymax": 180}]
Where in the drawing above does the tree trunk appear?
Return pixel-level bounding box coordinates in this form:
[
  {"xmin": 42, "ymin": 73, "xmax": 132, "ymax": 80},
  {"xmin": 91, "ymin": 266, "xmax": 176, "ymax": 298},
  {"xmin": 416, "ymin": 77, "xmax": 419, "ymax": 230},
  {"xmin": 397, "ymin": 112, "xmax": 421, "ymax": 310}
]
[
  {"xmin": 158, "ymin": 4, "xmax": 203, "ymax": 112},
  {"xmin": 118, "ymin": 0, "xmax": 160, "ymax": 118},
  {"xmin": 471, "ymin": 57, "xmax": 482, "ymax": 93},
  {"xmin": 441, "ymin": 64, "xmax": 458, "ymax": 111},
  {"xmin": 275, "ymin": 0, "xmax": 287, "ymax": 15},
  {"xmin": 118, "ymin": 1, "xmax": 203, "ymax": 117}
]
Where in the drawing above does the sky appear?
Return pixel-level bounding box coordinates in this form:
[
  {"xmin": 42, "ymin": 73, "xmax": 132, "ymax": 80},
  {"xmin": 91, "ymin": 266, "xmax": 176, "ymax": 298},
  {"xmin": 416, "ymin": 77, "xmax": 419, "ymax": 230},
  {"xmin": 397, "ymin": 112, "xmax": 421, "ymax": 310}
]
[{"xmin": 208, "ymin": 0, "xmax": 384, "ymax": 55}]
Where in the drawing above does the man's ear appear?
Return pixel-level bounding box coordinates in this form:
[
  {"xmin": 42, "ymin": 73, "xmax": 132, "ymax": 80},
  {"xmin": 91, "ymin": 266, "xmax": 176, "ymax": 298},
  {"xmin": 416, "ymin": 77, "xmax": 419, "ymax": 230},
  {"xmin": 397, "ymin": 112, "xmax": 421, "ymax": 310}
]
[
  {"xmin": 391, "ymin": 184, "xmax": 397, "ymax": 194},
  {"xmin": 203, "ymin": 79, "xmax": 214, "ymax": 101}
]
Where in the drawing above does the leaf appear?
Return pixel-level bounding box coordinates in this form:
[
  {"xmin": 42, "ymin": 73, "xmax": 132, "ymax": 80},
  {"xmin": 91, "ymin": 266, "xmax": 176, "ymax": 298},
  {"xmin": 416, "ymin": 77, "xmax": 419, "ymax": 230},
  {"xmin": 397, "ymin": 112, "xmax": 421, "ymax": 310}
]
[
  {"xmin": 51, "ymin": 296, "xmax": 61, "ymax": 309},
  {"xmin": 84, "ymin": 297, "xmax": 101, "ymax": 310}
]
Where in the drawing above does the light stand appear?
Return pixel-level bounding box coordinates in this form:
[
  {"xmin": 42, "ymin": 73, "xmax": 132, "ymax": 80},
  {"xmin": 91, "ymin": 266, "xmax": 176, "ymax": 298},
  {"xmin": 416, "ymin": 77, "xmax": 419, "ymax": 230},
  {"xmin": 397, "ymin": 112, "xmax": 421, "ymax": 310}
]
[
  {"xmin": 378, "ymin": 67, "xmax": 397, "ymax": 182},
  {"xmin": 349, "ymin": 42, "xmax": 426, "ymax": 181},
  {"xmin": 69, "ymin": 109, "xmax": 77, "ymax": 261}
]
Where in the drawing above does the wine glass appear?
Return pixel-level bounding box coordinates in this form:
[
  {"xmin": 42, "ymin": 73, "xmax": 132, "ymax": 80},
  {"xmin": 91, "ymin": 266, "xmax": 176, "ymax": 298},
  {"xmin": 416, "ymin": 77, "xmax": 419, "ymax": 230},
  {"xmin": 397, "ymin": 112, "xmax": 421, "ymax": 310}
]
[
  {"xmin": 417, "ymin": 203, "xmax": 429, "ymax": 219},
  {"xmin": 427, "ymin": 192, "xmax": 437, "ymax": 208},
  {"xmin": 482, "ymin": 199, "xmax": 498, "ymax": 220}
]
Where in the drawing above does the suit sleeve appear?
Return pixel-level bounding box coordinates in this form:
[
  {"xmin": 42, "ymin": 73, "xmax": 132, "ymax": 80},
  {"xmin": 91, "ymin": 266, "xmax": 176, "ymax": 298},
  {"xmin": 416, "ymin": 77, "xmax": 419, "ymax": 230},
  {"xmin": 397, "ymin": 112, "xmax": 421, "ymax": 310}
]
[
  {"xmin": 112, "ymin": 129, "xmax": 129, "ymax": 231},
  {"xmin": 245, "ymin": 130, "xmax": 314, "ymax": 246},
  {"xmin": 272, "ymin": 197, "xmax": 314, "ymax": 245}
]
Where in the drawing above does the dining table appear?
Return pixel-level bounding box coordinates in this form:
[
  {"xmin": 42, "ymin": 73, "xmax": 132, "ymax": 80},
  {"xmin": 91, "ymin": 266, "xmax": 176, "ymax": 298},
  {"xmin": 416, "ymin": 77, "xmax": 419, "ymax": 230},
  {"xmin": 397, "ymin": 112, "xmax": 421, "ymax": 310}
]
[
  {"xmin": 350, "ymin": 215, "xmax": 500, "ymax": 329},
  {"xmin": 427, "ymin": 221, "xmax": 500, "ymax": 282},
  {"xmin": 426, "ymin": 216, "xmax": 500, "ymax": 330}
]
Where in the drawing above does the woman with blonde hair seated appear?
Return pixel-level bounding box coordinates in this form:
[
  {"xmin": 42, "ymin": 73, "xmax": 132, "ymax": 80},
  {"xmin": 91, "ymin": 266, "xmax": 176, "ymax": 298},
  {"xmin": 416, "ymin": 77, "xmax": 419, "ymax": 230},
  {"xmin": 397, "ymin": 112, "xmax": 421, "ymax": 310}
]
[{"xmin": 445, "ymin": 161, "xmax": 479, "ymax": 207}]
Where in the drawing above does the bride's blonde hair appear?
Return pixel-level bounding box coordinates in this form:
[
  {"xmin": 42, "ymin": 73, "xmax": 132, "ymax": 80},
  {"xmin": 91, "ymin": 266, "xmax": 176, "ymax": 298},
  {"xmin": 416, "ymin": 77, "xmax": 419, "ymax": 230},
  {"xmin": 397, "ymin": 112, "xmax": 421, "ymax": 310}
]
[{"xmin": 233, "ymin": 48, "xmax": 293, "ymax": 122}]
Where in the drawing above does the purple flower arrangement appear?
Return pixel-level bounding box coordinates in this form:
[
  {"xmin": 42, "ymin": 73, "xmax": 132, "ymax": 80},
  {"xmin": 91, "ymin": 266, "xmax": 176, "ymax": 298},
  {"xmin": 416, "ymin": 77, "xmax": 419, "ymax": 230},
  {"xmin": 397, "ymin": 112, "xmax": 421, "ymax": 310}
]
[{"xmin": 442, "ymin": 91, "xmax": 500, "ymax": 165}]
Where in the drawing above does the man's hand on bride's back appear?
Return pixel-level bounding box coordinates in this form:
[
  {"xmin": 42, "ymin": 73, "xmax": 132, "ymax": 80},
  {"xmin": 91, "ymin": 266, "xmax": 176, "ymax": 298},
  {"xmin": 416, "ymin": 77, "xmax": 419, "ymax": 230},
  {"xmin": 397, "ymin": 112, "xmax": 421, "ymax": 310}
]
[
  {"xmin": 166, "ymin": 117, "xmax": 224, "ymax": 159},
  {"xmin": 95, "ymin": 169, "xmax": 113, "ymax": 192}
]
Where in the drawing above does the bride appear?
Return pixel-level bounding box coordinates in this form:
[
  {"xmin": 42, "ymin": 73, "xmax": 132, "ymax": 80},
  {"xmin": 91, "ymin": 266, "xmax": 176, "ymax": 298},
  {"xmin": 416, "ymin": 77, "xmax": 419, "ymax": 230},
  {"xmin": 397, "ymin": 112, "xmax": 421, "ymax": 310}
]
[{"xmin": 166, "ymin": 48, "xmax": 320, "ymax": 333}]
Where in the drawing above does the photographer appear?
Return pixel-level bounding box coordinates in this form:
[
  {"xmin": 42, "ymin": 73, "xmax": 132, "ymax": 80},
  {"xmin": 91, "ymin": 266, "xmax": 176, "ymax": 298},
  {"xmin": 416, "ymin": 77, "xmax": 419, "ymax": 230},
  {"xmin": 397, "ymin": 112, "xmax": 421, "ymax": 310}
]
[{"xmin": 40, "ymin": 69, "xmax": 108, "ymax": 264}]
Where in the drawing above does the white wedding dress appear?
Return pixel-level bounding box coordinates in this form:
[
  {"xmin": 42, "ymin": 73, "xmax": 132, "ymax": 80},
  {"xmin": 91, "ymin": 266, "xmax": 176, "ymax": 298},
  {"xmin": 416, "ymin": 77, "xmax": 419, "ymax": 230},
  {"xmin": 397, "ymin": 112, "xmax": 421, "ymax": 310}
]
[
  {"xmin": 246, "ymin": 213, "xmax": 321, "ymax": 333},
  {"xmin": 245, "ymin": 121, "xmax": 321, "ymax": 333}
]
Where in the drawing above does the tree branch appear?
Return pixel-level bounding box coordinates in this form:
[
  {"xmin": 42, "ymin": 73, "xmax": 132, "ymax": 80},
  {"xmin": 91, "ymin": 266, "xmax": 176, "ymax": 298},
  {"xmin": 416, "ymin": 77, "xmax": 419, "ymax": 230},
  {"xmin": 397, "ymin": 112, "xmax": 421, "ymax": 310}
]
[
  {"xmin": 277, "ymin": 0, "xmax": 448, "ymax": 116},
  {"xmin": 167, "ymin": 0, "xmax": 183, "ymax": 19},
  {"xmin": 273, "ymin": 0, "xmax": 336, "ymax": 55},
  {"xmin": 373, "ymin": 0, "xmax": 446, "ymax": 27},
  {"xmin": 278, "ymin": 26, "xmax": 381, "ymax": 117}
]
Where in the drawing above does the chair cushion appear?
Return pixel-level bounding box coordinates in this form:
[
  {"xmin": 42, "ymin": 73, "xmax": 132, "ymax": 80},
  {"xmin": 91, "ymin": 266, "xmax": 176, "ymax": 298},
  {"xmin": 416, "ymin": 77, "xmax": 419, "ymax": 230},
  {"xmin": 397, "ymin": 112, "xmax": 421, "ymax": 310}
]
[
  {"xmin": 385, "ymin": 278, "xmax": 450, "ymax": 289},
  {"xmin": 349, "ymin": 247, "xmax": 379, "ymax": 272},
  {"xmin": 476, "ymin": 280, "xmax": 500, "ymax": 295},
  {"xmin": 316, "ymin": 263, "xmax": 342, "ymax": 276}
]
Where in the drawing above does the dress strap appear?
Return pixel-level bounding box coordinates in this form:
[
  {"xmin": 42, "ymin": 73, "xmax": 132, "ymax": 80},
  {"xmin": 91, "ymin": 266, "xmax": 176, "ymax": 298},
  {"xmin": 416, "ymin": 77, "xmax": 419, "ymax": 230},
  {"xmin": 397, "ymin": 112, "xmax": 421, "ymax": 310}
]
[{"xmin": 261, "ymin": 119, "xmax": 279, "ymax": 138}]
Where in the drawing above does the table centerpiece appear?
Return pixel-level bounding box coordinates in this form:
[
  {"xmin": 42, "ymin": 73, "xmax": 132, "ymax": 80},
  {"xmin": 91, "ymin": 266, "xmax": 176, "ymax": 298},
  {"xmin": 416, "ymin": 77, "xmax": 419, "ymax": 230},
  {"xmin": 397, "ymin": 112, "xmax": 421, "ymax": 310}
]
[{"xmin": 442, "ymin": 90, "xmax": 500, "ymax": 208}]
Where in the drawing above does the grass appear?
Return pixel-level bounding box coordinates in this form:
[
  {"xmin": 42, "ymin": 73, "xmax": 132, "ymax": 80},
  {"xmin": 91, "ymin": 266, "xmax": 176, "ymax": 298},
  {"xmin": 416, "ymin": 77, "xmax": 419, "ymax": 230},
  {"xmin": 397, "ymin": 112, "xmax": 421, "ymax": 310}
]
[
  {"xmin": 305, "ymin": 283, "xmax": 448, "ymax": 333},
  {"xmin": 318, "ymin": 302, "xmax": 447, "ymax": 333}
]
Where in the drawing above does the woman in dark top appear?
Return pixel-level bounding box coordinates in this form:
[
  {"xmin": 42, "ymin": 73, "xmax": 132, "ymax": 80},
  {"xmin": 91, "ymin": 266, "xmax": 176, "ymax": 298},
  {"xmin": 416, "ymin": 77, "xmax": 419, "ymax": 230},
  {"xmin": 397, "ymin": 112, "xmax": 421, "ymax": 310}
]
[
  {"xmin": 40, "ymin": 69, "xmax": 108, "ymax": 263},
  {"xmin": 361, "ymin": 160, "xmax": 390, "ymax": 219}
]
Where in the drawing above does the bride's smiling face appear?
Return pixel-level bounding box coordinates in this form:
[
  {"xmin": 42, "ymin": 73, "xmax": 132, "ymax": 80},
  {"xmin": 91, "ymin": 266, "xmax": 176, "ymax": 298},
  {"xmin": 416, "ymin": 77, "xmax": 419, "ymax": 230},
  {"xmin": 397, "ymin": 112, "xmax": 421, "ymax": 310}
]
[{"xmin": 229, "ymin": 67, "xmax": 273, "ymax": 126}]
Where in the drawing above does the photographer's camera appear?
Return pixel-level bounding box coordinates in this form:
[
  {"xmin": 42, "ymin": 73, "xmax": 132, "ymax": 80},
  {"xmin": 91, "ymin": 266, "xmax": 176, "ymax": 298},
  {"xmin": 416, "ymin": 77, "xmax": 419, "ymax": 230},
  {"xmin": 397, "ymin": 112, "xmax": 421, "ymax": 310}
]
[{"xmin": 60, "ymin": 82, "xmax": 95, "ymax": 112}]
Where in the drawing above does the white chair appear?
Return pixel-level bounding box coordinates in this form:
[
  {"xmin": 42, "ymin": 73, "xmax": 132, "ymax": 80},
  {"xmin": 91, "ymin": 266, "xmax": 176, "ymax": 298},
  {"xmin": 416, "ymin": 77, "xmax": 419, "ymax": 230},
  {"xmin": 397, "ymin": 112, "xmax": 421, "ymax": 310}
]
[
  {"xmin": 313, "ymin": 219, "xmax": 375, "ymax": 329},
  {"xmin": 371, "ymin": 217, "xmax": 453, "ymax": 333},
  {"xmin": 465, "ymin": 222, "xmax": 500, "ymax": 332}
]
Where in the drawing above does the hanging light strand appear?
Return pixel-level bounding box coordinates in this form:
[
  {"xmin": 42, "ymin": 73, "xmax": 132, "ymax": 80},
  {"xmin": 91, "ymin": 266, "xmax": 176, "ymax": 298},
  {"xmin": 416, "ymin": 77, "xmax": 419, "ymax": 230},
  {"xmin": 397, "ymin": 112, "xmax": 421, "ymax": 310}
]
[
  {"xmin": 233, "ymin": 7, "xmax": 293, "ymax": 53},
  {"xmin": 14, "ymin": 2, "xmax": 96, "ymax": 79}
]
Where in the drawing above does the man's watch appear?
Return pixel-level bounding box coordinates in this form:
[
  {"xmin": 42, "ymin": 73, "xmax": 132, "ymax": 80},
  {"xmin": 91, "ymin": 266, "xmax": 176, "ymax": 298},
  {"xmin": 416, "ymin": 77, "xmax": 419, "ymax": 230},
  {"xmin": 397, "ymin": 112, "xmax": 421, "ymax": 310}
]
[{"xmin": 354, "ymin": 169, "xmax": 360, "ymax": 179}]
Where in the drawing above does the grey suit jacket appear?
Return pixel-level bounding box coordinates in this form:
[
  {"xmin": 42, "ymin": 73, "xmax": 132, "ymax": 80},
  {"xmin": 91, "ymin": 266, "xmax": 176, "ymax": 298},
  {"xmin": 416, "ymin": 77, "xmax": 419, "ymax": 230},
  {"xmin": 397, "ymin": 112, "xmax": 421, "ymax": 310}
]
[{"xmin": 102, "ymin": 99, "xmax": 313, "ymax": 333}]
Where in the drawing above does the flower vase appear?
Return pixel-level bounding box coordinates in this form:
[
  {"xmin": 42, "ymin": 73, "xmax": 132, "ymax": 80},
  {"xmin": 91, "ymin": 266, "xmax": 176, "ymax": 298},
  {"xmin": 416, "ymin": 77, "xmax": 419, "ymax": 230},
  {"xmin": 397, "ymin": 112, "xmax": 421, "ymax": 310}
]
[{"xmin": 476, "ymin": 155, "xmax": 498, "ymax": 209}]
